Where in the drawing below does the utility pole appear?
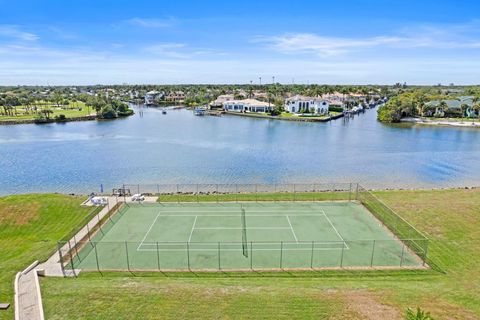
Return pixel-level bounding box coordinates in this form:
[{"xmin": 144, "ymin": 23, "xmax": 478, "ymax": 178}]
[{"xmin": 259, "ymin": 77, "xmax": 262, "ymax": 86}]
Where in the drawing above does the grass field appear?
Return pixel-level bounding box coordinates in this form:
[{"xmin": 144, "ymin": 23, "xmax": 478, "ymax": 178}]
[
  {"xmin": 0, "ymin": 101, "xmax": 93, "ymax": 121},
  {"xmin": 0, "ymin": 194, "xmax": 99, "ymax": 319},
  {"xmin": 38, "ymin": 189, "xmax": 480, "ymax": 319},
  {"xmin": 68, "ymin": 202, "xmax": 423, "ymax": 271}
]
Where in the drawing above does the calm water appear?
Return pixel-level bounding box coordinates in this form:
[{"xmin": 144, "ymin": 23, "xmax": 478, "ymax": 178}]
[{"xmin": 1, "ymin": 105, "xmax": 479, "ymax": 195}]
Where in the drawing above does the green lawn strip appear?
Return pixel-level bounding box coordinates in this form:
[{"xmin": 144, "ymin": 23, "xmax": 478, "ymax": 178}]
[
  {"xmin": 157, "ymin": 191, "xmax": 352, "ymax": 202},
  {"xmin": 0, "ymin": 194, "xmax": 100, "ymax": 319}
]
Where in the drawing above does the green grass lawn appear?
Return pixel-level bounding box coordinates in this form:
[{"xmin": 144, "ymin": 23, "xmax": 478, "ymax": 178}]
[
  {"xmin": 0, "ymin": 101, "xmax": 94, "ymax": 121},
  {"xmin": 37, "ymin": 189, "xmax": 480, "ymax": 319},
  {"xmin": 0, "ymin": 194, "xmax": 99, "ymax": 319}
]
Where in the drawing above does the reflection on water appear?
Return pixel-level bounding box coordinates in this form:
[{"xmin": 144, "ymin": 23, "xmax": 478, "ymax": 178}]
[{"xmin": 0, "ymin": 105, "xmax": 479, "ymax": 194}]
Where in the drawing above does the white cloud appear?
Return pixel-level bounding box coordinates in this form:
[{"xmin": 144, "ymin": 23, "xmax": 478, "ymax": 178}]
[
  {"xmin": 126, "ymin": 17, "xmax": 176, "ymax": 28},
  {"xmin": 0, "ymin": 25, "xmax": 38, "ymax": 41},
  {"xmin": 255, "ymin": 22, "xmax": 480, "ymax": 56}
]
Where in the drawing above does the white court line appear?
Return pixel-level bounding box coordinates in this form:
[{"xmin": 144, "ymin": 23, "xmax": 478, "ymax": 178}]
[
  {"xmin": 321, "ymin": 209, "xmax": 349, "ymax": 249},
  {"xmin": 286, "ymin": 215, "xmax": 298, "ymax": 243},
  {"xmin": 153, "ymin": 214, "xmax": 325, "ymax": 217},
  {"xmin": 137, "ymin": 247, "xmax": 345, "ymax": 252},
  {"xmin": 137, "ymin": 212, "xmax": 162, "ymax": 250},
  {"xmin": 140, "ymin": 210, "xmax": 327, "ymax": 213},
  {"xmin": 188, "ymin": 215, "xmax": 198, "ymax": 243},
  {"xmin": 194, "ymin": 227, "xmax": 291, "ymax": 230}
]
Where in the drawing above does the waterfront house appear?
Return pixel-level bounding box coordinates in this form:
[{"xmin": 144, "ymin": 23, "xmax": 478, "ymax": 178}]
[
  {"xmin": 210, "ymin": 94, "xmax": 234, "ymax": 108},
  {"xmin": 284, "ymin": 95, "xmax": 329, "ymax": 115},
  {"xmin": 424, "ymin": 96, "xmax": 475, "ymax": 117},
  {"xmin": 165, "ymin": 91, "xmax": 185, "ymax": 103},
  {"xmin": 223, "ymin": 98, "xmax": 273, "ymax": 113},
  {"xmin": 144, "ymin": 91, "xmax": 163, "ymax": 105}
]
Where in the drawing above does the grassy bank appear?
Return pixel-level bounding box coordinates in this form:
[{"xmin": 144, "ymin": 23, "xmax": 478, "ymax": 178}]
[
  {"xmin": 0, "ymin": 101, "xmax": 94, "ymax": 122},
  {"xmin": 0, "ymin": 194, "xmax": 99, "ymax": 319},
  {"xmin": 156, "ymin": 191, "xmax": 352, "ymax": 202},
  {"xmin": 38, "ymin": 189, "xmax": 480, "ymax": 319}
]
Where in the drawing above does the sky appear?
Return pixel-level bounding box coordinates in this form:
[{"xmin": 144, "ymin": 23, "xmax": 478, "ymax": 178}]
[{"xmin": 1, "ymin": 0, "xmax": 480, "ymax": 85}]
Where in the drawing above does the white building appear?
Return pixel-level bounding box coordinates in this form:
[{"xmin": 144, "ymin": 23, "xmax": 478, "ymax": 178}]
[
  {"xmin": 144, "ymin": 91, "xmax": 163, "ymax": 105},
  {"xmin": 210, "ymin": 94, "xmax": 235, "ymax": 108},
  {"xmin": 223, "ymin": 99, "xmax": 273, "ymax": 113},
  {"xmin": 284, "ymin": 95, "xmax": 329, "ymax": 115}
]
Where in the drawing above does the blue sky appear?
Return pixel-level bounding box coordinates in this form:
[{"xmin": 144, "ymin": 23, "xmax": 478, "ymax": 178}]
[{"xmin": 1, "ymin": 0, "xmax": 480, "ymax": 85}]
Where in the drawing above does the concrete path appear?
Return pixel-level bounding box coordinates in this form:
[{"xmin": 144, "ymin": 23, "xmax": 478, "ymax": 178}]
[{"xmin": 15, "ymin": 262, "xmax": 44, "ymax": 320}]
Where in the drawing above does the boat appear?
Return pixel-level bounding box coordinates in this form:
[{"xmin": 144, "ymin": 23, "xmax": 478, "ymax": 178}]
[
  {"xmin": 194, "ymin": 106, "xmax": 207, "ymax": 116},
  {"xmin": 162, "ymin": 108, "xmax": 167, "ymax": 114}
]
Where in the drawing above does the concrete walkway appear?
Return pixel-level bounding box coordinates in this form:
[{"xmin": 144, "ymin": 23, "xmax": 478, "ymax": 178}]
[{"xmin": 15, "ymin": 262, "xmax": 44, "ymax": 320}]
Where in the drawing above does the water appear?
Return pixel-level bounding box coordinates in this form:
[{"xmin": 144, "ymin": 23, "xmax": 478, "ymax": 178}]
[{"xmin": 1, "ymin": 105, "xmax": 479, "ymax": 194}]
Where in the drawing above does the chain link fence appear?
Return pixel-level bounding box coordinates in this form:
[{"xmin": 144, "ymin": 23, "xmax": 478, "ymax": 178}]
[{"xmin": 58, "ymin": 183, "xmax": 430, "ymax": 273}]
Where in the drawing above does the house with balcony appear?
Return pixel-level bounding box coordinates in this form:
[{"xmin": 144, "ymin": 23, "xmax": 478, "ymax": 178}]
[
  {"xmin": 284, "ymin": 95, "xmax": 329, "ymax": 115},
  {"xmin": 144, "ymin": 91, "xmax": 164, "ymax": 105},
  {"xmin": 165, "ymin": 91, "xmax": 185, "ymax": 103}
]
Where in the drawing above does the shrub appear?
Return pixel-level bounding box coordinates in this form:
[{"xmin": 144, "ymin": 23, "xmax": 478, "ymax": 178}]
[
  {"xmin": 55, "ymin": 114, "xmax": 67, "ymax": 121},
  {"xmin": 99, "ymin": 105, "xmax": 118, "ymax": 119},
  {"xmin": 329, "ymin": 105, "xmax": 344, "ymax": 113}
]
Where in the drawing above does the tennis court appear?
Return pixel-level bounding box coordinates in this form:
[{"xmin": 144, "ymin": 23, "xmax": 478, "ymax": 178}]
[{"xmin": 64, "ymin": 201, "xmax": 427, "ymax": 271}]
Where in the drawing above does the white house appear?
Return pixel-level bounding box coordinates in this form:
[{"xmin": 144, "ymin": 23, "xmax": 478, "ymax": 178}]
[
  {"xmin": 144, "ymin": 91, "xmax": 163, "ymax": 105},
  {"xmin": 223, "ymin": 99, "xmax": 273, "ymax": 113},
  {"xmin": 284, "ymin": 95, "xmax": 329, "ymax": 115}
]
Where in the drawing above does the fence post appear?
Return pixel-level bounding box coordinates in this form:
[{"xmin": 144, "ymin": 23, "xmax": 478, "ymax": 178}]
[
  {"xmin": 423, "ymin": 241, "xmax": 429, "ymax": 266},
  {"xmin": 370, "ymin": 240, "xmax": 376, "ymax": 267},
  {"xmin": 340, "ymin": 243, "xmax": 345, "ymax": 268},
  {"xmin": 280, "ymin": 242, "xmax": 283, "ymax": 269},
  {"xmin": 73, "ymin": 235, "xmax": 79, "ymax": 261},
  {"xmin": 313, "ymin": 183, "xmax": 317, "ymax": 202},
  {"xmin": 196, "ymin": 184, "xmax": 199, "ymax": 203},
  {"xmin": 293, "ymin": 184, "xmax": 296, "ymax": 201},
  {"xmin": 57, "ymin": 242, "xmax": 66, "ymax": 277},
  {"xmin": 94, "ymin": 242, "xmax": 100, "ymax": 273},
  {"xmin": 176, "ymin": 184, "xmax": 180, "ymax": 203},
  {"xmin": 156, "ymin": 242, "xmax": 160, "ymax": 271},
  {"xmin": 274, "ymin": 184, "xmax": 277, "ymax": 202},
  {"xmin": 218, "ymin": 242, "xmax": 221, "ymax": 270},
  {"xmin": 250, "ymin": 242, "xmax": 253, "ymax": 270},
  {"xmin": 216, "ymin": 184, "xmax": 219, "ymax": 203},
  {"xmin": 355, "ymin": 183, "xmax": 359, "ymax": 200},
  {"xmin": 187, "ymin": 242, "xmax": 191, "ymax": 271},
  {"xmin": 125, "ymin": 242, "xmax": 130, "ymax": 271},
  {"xmin": 67, "ymin": 240, "xmax": 76, "ymax": 277},
  {"xmin": 349, "ymin": 183, "xmax": 352, "ymax": 201},
  {"xmin": 123, "ymin": 184, "xmax": 126, "ymax": 203},
  {"xmin": 235, "ymin": 184, "xmax": 238, "ymax": 203},
  {"xmin": 310, "ymin": 241, "xmax": 314, "ymax": 269},
  {"xmin": 400, "ymin": 243, "xmax": 405, "ymax": 267},
  {"xmin": 86, "ymin": 223, "xmax": 92, "ymax": 241},
  {"xmin": 157, "ymin": 184, "xmax": 160, "ymax": 195},
  {"xmin": 255, "ymin": 184, "xmax": 258, "ymax": 202}
]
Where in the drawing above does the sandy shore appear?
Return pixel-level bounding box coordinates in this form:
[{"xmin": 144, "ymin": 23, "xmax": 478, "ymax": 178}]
[{"xmin": 401, "ymin": 117, "xmax": 480, "ymax": 128}]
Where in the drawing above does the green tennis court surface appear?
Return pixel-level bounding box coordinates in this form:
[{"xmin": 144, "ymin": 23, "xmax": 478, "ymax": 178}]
[{"xmin": 69, "ymin": 202, "xmax": 425, "ymax": 271}]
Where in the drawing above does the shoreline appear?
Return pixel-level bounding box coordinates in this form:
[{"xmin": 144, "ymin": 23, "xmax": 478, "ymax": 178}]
[
  {"xmin": 2, "ymin": 185, "xmax": 477, "ymax": 197},
  {"xmin": 401, "ymin": 117, "xmax": 480, "ymax": 128},
  {"xmin": 224, "ymin": 111, "xmax": 344, "ymax": 122},
  {"xmin": 0, "ymin": 115, "xmax": 97, "ymax": 126}
]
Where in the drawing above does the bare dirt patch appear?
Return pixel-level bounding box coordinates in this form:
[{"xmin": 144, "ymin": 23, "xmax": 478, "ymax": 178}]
[
  {"xmin": 0, "ymin": 201, "xmax": 40, "ymax": 225},
  {"xmin": 335, "ymin": 290, "xmax": 401, "ymax": 320}
]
